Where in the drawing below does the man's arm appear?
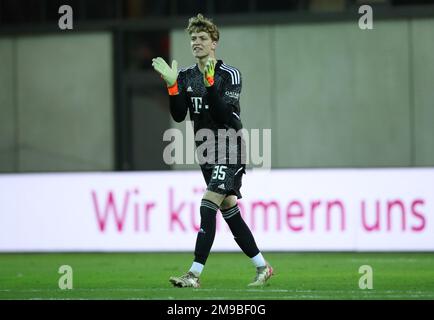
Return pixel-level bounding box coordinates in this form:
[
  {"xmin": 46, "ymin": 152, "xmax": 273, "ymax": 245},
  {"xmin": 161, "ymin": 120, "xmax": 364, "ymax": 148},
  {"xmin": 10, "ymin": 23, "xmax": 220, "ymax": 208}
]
[
  {"xmin": 169, "ymin": 92, "xmax": 188, "ymax": 123},
  {"xmin": 204, "ymin": 59, "xmax": 241, "ymax": 126},
  {"xmin": 203, "ymin": 59, "xmax": 235, "ymax": 125},
  {"xmin": 152, "ymin": 57, "xmax": 188, "ymax": 122}
]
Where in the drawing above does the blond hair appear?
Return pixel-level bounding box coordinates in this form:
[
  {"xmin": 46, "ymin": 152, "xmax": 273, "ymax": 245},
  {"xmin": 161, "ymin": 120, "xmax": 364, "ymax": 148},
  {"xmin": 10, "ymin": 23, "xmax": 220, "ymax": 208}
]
[{"xmin": 186, "ymin": 13, "xmax": 219, "ymax": 42}]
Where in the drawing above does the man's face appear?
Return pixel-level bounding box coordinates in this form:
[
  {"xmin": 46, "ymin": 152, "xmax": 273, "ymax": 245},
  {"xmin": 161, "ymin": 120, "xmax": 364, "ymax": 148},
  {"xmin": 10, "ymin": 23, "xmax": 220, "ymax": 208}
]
[{"xmin": 190, "ymin": 31, "xmax": 216, "ymax": 59}]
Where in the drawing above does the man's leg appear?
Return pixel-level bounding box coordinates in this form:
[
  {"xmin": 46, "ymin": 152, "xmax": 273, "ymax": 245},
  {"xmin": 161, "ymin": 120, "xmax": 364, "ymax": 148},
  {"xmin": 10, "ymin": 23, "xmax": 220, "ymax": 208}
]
[
  {"xmin": 191, "ymin": 191, "xmax": 225, "ymax": 271},
  {"xmin": 220, "ymin": 195, "xmax": 273, "ymax": 286},
  {"xmin": 169, "ymin": 190, "xmax": 225, "ymax": 288},
  {"xmin": 220, "ymin": 195, "xmax": 263, "ymax": 263}
]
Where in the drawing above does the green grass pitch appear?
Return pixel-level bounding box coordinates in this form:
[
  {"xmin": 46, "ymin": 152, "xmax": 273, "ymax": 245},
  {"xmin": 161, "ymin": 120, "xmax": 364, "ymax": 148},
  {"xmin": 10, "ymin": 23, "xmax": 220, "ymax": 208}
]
[{"xmin": 0, "ymin": 252, "xmax": 433, "ymax": 300}]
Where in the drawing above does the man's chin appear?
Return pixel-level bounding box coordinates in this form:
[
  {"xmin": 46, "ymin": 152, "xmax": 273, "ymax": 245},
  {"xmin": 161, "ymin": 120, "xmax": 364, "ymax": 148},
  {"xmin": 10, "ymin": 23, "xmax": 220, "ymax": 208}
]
[{"xmin": 194, "ymin": 53, "xmax": 208, "ymax": 59}]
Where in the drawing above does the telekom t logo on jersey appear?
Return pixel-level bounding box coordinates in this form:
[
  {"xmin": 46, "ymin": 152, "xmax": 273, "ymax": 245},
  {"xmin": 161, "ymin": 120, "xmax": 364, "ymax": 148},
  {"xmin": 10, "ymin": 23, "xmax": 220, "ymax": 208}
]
[{"xmin": 191, "ymin": 97, "xmax": 209, "ymax": 114}]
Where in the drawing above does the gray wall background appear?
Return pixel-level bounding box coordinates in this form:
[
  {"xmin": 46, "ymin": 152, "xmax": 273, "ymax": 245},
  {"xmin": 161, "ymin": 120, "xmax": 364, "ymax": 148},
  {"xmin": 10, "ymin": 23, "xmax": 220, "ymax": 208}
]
[
  {"xmin": 171, "ymin": 18, "xmax": 434, "ymax": 169},
  {"xmin": 0, "ymin": 33, "xmax": 114, "ymax": 172},
  {"xmin": 1, "ymin": 20, "xmax": 432, "ymax": 172}
]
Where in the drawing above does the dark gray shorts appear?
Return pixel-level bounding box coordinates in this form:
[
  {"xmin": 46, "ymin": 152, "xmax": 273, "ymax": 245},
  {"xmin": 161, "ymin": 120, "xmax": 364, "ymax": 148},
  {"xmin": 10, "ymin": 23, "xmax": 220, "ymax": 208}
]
[{"xmin": 200, "ymin": 164, "xmax": 246, "ymax": 199}]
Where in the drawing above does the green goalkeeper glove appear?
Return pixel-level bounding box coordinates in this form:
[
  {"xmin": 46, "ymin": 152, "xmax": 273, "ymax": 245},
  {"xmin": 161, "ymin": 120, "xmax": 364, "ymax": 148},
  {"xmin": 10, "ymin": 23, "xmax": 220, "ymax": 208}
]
[
  {"xmin": 203, "ymin": 58, "xmax": 216, "ymax": 87},
  {"xmin": 152, "ymin": 57, "xmax": 178, "ymax": 87}
]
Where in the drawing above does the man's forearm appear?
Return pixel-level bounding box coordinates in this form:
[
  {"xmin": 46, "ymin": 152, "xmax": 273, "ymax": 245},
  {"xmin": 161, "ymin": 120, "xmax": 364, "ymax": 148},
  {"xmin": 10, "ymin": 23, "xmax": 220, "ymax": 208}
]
[{"xmin": 169, "ymin": 93, "xmax": 188, "ymax": 122}]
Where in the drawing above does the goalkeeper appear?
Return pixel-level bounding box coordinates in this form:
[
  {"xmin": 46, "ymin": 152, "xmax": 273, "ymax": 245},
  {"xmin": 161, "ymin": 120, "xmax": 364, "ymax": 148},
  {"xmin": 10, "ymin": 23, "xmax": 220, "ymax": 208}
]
[{"xmin": 152, "ymin": 14, "xmax": 273, "ymax": 288}]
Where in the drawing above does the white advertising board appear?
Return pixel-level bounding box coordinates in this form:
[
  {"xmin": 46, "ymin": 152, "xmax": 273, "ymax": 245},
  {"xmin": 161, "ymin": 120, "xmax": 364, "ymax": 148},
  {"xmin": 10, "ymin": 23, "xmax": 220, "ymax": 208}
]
[{"xmin": 1, "ymin": 168, "xmax": 433, "ymax": 251}]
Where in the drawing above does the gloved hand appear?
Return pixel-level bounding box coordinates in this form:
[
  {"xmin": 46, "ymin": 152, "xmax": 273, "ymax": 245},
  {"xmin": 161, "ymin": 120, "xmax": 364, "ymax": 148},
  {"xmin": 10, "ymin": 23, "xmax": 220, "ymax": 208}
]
[
  {"xmin": 203, "ymin": 58, "xmax": 216, "ymax": 87},
  {"xmin": 152, "ymin": 57, "xmax": 178, "ymax": 87}
]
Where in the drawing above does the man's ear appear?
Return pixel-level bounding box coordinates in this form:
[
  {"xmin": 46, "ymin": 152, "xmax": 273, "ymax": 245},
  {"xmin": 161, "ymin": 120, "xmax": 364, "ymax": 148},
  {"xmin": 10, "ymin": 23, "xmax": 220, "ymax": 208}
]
[{"xmin": 212, "ymin": 41, "xmax": 217, "ymax": 49}]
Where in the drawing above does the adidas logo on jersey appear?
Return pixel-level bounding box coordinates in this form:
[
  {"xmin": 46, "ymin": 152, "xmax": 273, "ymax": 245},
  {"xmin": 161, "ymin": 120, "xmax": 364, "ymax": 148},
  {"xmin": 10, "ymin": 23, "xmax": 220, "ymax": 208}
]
[
  {"xmin": 218, "ymin": 183, "xmax": 225, "ymax": 189},
  {"xmin": 187, "ymin": 86, "xmax": 193, "ymax": 92}
]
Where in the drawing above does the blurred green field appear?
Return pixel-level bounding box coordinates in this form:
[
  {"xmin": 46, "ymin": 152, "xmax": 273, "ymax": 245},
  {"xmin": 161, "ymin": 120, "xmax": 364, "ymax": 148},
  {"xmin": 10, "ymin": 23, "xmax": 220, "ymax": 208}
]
[{"xmin": 0, "ymin": 252, "xmax": 433, "ymax": 300}]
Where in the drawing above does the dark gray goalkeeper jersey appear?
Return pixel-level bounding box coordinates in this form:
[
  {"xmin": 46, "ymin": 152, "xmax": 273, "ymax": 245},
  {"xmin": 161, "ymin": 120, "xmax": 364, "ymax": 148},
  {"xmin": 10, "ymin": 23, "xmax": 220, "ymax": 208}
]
[
  {"xmin": 175, "ymin": 59, "xmax": 245, "ymax": 166},
  {"xmin": 177, "ymin": 59, "xmax": 243, "ymax": 134},
  {"xmin": 170, "ymin": 60, "xmax": 246, "ymax": 197}
]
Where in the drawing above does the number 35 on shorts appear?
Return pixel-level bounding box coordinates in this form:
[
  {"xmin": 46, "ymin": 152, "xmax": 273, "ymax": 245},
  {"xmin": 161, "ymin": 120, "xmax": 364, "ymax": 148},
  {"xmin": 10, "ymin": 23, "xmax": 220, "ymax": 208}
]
[{"xmin": 211, "ymin": 165, "xmax": 227, "ymax": 180}]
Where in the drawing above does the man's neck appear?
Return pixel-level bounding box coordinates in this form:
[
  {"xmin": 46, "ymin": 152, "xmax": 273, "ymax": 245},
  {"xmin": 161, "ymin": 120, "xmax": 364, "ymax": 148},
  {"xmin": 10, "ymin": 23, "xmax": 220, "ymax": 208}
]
[{"xmin": 197, "ymin": 55, "xmax": 216, "ymax": 73}]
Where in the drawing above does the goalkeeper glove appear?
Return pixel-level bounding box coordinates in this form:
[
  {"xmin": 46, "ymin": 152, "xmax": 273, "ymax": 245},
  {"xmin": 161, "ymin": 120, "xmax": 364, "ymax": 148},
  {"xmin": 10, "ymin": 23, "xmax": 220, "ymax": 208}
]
[
  {"xmin": 203, "ymin": 58, "xmax": 216, "ymax": 87},
  {"xmin": 152, "ymin": 57, "xmax": 179, "ymax": 95}
]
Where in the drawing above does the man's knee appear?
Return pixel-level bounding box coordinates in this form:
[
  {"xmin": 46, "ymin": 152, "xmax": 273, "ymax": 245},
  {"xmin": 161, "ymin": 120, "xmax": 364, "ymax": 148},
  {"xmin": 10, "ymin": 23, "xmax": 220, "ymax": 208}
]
[
  {"xmin": 220, "ymin": 195, "xmax": 238, "ymax": 210},
  {"xmin": 202, "ymin": 190, "xmax": 226, "ymax": 207}
]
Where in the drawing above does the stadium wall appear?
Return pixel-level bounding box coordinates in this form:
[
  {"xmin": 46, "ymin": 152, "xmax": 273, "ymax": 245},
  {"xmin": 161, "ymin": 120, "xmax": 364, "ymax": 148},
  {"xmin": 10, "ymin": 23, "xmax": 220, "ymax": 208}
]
[
  {"xmin": 0, "ymin": 33, "xmax": 114, "ymax": 173},
  {"xmin": 1, "ymin": 168, "xmax": 433, "ymax": 252},
  {"xmin": 171, "ymin": 18, "xmax": 434, "ymax": 168}
]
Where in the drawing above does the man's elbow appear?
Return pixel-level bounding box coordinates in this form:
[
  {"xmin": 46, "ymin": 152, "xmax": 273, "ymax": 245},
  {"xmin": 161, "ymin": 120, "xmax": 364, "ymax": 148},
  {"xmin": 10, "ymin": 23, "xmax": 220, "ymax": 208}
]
[{"xmin": 172, "ymin": 114, "xmax": 186, "ymax": 123}]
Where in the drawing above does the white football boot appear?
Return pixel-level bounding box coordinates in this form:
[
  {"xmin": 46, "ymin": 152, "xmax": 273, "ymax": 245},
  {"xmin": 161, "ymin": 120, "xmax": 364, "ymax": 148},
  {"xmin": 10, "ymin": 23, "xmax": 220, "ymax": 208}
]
[
  {"xmin": 169, "ymin": 271, "xmax": 200, "ymax": 288},
  {"xmin": 248, "ymin": 263, "xmax": 274, "ymax": 287}
]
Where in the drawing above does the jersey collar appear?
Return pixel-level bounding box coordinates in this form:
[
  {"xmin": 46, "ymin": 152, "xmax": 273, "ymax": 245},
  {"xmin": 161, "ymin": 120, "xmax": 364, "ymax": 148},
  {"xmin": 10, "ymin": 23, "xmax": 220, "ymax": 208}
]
[{"xmin": 195, "ymin": 59, "xmax": 223, "ymax": 71}]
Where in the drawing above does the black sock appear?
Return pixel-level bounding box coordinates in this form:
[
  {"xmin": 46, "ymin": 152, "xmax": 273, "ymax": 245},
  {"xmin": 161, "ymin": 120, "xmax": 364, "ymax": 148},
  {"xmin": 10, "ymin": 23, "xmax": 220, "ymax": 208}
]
[
  {"xmin": 194, "ymin": 199, "xmax": 219, "ymax": 265},
  {"xmin": 221, "ymin": 205, "xmax": 260, "ymax": 258}
]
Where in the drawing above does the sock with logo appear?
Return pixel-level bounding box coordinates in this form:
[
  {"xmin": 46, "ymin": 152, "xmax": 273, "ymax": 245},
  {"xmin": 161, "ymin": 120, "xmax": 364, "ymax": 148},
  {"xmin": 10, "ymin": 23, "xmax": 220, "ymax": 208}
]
[{"xmin": 193, "ymin": 199, "xmax": 219, "ymax": 265}]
